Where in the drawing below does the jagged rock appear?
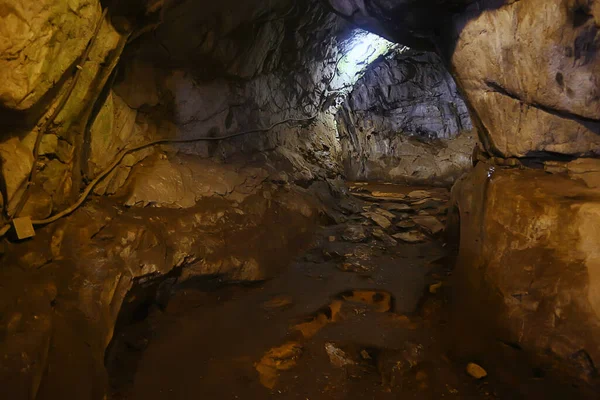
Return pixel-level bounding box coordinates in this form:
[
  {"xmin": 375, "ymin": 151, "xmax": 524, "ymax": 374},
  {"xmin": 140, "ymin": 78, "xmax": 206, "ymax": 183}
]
[
  {"xmin": 327, "ymin": 0, "xmax": 600, "ymax": 158},
  {"xmin": 336, "ymin": 50, "xmax": 475, "ymax": 184},
  {"xmin": 393, "ymin": 231, "xmax": 427, "ymax": 243},
  {"xmin": 361, "ymin": 212, "xmax": 392, "ymax": 229},
  {"xmin": 338, "ymin": 261, "xmax": 371, "ymax": 273},
  {"xmin": 342, "ymin": 225, "xmax": 368, "ymax": 243},
  {"xmin": 0, "ymin": 180, "xmax": 321, "ymax": 399},
  {"xmin": 373, "ymin": 207, "xmax": 397, "ymax": 220},
  {"xmin": 325, "ymin": 343, "xmax": 355, "ymax": 368},
  {"xmin": 411, "ymin": 216, "xmax": 444, "ymax": 235},
  {"xmin": 0, "ymin": 0, "xmax": 99, "ymax": 110},
  {"xmin": 372, "ymin": 228, "xmax": 398, "ymax": 247},
  {"xmin": 123, "ymin": 155, "xmax": 265, "ymax": 208},
  {"xmin": 546, "ymin": 158, "xmax": 600, "ymax": 189},
  {"xmin": 396, "ymin": 220, "xmax": 416, "ymax": 229}
]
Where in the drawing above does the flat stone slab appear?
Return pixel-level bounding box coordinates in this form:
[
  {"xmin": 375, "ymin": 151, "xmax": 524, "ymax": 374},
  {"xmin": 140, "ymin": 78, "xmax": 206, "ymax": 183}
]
[
  {"xmin": 412, "ymin": 216, "xmax": 444, "ymax": 235},
  {"xmin": 392, "ymin": 231, "xmax": 427, "ymax": 243},
  {"xmin": 361, "ymin": 212, "xmax": 392, "ymax": 229}
]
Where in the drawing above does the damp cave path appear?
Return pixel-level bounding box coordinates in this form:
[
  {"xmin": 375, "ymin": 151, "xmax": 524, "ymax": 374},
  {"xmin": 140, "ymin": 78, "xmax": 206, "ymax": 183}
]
[{"xmin": 106, "ymin": 183, "xmax": 585, "ymax": 400}]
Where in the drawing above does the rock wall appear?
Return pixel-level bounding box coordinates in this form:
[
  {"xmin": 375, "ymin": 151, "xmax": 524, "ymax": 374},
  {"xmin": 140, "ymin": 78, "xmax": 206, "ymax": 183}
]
[
  {"xmin": 0, "ymin": 169, "xmax": 325, "ymax": 400},
  {"xmin": 336, "ymin": 50, "xmax": 475, "ymax": 184},
  {"xmin": 325, "ymin": 0, "xmax": 600, "ymax": 159},
  {"xmin": 0, "ymin": 0, "xmax": 349, "ymax": 229},
  {"xmin": 447, "ymin": 0, "xmax": 600, "ymax": 158},
  {"xmin": 450, "ymin": 160, "xmax": 600, "ymax": 388},
  {"xmin": 325, "ymin": 0, "xmax": 600, "ymax": 386},
  {"xmin": 0, "ymin": 1, "xmax": 353, "ymax": 399}
]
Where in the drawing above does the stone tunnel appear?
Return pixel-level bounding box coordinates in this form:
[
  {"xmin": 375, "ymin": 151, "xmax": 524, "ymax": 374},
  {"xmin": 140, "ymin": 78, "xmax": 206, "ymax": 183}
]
[{"xmin": 0, "ymin": 0, "xmax": 599, "ymax": 398}]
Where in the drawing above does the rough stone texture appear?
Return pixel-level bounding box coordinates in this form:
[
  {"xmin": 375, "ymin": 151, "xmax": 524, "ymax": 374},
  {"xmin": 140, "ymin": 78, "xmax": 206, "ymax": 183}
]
[
  {"xmin": 0, "ymin": 137, "xmax": 34, "ymax": 209},
  {"xmin": 0, "ymin": 0, "xmax": 98, "ymax": 111},
  {"xmin": 450, "ymin": 162, "xmax": 600, "ymax": 387},
  {"xmin": 108, "ymin": 0, "xmax": 349, "ymax": 187},
  {"xmin": 0, "ymin": 177, "xmax": 325, "ymax": 400},
  {"xmin": 336, "ymin": 50, "xmax": 475, "ymax": 183},
  {"xmin": 327, "ymin": 0, "xmax": 600, "ymax": 383},
  {"xmin": 326, "ymin": 0, "xmax": 600, "ymax": 159},
  {"xmin": 448, "ymin": 0, "xmax": 600, "ymax": 158},
  {"xmin": 325, "ymin": 0, "xmax": 474, "ymax": 50},
  {"xmin": 0, "ymin": 5, "xmax": 126, "ymax": 219}
]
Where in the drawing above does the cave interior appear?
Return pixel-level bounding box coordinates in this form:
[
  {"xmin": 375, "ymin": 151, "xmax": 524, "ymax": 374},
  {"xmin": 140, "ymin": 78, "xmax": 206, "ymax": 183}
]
[{"xmin": 1, "ymin": 0, "xmax": 600, "ymax": 399}]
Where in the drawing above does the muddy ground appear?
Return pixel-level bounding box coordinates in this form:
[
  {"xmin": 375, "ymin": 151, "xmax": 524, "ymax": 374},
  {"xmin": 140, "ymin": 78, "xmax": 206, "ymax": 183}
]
[{"xmin": 106, "ymin": 183, "xmax": 586, "ymax": 399}]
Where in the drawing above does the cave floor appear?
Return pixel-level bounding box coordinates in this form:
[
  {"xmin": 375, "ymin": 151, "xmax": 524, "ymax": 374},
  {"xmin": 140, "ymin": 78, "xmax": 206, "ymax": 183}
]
[{"xmin": 107, "ymin": 183, "xmax": 583, "ymax": 400}]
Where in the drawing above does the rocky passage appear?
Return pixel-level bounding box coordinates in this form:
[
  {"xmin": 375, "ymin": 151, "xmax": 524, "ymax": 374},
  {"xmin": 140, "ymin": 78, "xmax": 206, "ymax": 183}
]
[
  {"xmin": 336, "ymin": 50, "xmax": 475, "ymax": 184},
  {"xmin": 2, "ymin": 0, "xmax": 600, "ymax": 398},
  {"xmin": 105, "ymin": 183, "xmax": 587, "ymax": 399}
]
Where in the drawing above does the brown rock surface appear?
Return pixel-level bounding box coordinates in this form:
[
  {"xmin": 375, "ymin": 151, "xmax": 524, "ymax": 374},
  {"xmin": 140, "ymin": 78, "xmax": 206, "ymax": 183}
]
[
  {"xmin": 0, "ymin": 0, "xmax": 99, "ymax": 111},
  {"xmin": 448, "ymin": 0, "xmax": 600, "ymax": 158},
  {"xmin": 450, "ymin": 162, "xmax": 600, "ymax": 385},
  {"xmin": 0, "ymin": 180, "xmax": 322, "ymax": 400}
]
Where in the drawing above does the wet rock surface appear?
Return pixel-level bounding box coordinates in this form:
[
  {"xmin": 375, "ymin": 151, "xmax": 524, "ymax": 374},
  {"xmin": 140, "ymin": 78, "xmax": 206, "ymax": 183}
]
[
  {"xmin": 449, "ymin": 162, "xmax": 600, "ymax": 392},
  {"xmin": 0, "ymin": 171, "xmax": 325, "ymax": 400},
  {"xmin": 105, "ymin": 182, "xmax": 587, "ymax": 400},
  {"xmin": 327, "ymin": 0, "xmax": 600, "ymax": 159},
  {"xmin": 336, "ymin": 50, "xmax": 475, "ymax": 184}
]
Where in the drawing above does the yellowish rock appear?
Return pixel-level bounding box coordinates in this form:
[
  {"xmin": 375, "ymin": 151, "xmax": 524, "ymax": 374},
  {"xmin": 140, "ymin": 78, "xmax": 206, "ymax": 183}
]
[{"xmin": 466, "ymin": 362, "xmax": 487, "ymax": 379}]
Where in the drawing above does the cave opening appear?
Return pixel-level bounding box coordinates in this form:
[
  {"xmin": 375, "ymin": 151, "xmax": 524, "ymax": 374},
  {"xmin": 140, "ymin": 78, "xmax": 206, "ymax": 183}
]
[{"xmin": 1, "ymin": 0, "xmax": 600, "ymax": 399}]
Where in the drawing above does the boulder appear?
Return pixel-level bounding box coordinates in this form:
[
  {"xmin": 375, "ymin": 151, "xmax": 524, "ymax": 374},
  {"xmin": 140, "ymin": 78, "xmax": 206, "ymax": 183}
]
[
  {"xmin": 450, "ymin": 162, "xmax": 600, "ymax": 386},
  {"xmin": 448, "ymin": 0, "xmax": 600, "ymax": 158}
]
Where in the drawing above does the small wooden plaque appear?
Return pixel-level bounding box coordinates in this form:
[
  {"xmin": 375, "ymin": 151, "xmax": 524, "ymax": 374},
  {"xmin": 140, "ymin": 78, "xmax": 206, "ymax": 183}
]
[{"xmin": 12, "ymin": 217, "xmax": 35, "ymax": 240}]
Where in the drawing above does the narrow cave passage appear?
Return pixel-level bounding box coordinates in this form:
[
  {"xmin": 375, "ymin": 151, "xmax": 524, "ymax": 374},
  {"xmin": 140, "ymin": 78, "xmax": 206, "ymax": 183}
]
[{"xmin": 1, "ymin": 1, "xmax": 600, "ymax": 400}]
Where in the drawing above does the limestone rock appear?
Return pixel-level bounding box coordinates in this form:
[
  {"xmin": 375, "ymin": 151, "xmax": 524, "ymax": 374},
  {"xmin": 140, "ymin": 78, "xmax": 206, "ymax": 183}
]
[
  {"xmin": 451, "ymin": 163, "xmax": 600, "ymax": 385},
  {"xmin": 411, "ymin": 216, "xmax": 444, "ymax": 235},
  {"xmin": 325, "ymin": 343, "xmax": 355, "ymax": 368},
  {"xmin": 328, "ymin": 0, "xmax": 600, "ymax": 159},
  {"xmin": 429, "ymin": 282, "xmax": 442, "ymax": 294},
  {"xmin": 362, "ymin": 212, "xmax": 392, "ymax": 229},
  {"xmin": 39, "ymin": 134, "xmax": 58, "ymax": 156},
  {"xmin": 373, "ymin": 207, "xmax": 396, "ymax": 220},
  {"xmin": 342, "ymin": 225, "xmax": 367, "ymax": 243},
  {"xmin": 370, "ymin": 191, "xmax": 406, "ymax": 200},
  {"xmin": 393, "ymin": 231, "xmax": 427, "ymax": 243},
  {"xmin": 372, "ymin": 228, "xmax": 398, "ymax": 247},
  {"xmin": 396, "ymin": 220, "xmax": 416, "ymax": 229},
  {"xmin": 407, "ymin": 190, "xmax": 431, "ymax": 201},
  {"xmin": 123, "ymin": 155, "xmax": 252, "ymax": 208},
  {"xmin": 0, "ymin": 137, "xmax": 34, "ymax": 205},
  {"xmin": 381, "ymin": 203, "xmax": 412, "ymax": 212},
  {"xmin": 337, "ymin": 50, "xmax": 475, "ymax": 184},
  {"xmin": 0, "ymin": 0, "xmax": 99, "ymax": 110},
  {"xmin": 449, "ymin": 0, "xmax": 600, "ymax": 158}
]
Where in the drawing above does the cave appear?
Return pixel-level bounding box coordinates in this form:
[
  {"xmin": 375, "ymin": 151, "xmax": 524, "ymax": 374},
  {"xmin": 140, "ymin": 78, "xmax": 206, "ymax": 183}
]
[{"xmin": 1, "ymin": 0, "xmax": 600, "ymax": 399}]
